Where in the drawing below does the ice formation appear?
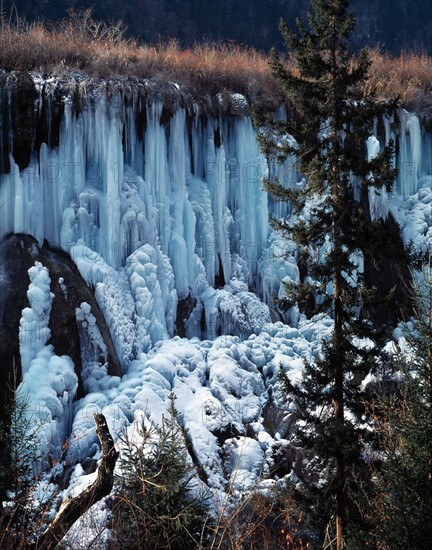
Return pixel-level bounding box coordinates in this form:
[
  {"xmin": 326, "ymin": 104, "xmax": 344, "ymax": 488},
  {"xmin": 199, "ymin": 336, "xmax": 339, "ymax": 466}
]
[
  {"xmin": 0, "ymin": 77, "xmax": 431, "ymax": 543},
  {"xmin": 0, "ymin": 88, "xmax": 301, "ymax": 349},
  {"xmin": 18, "ymin": 262, "xmax": 78, "ymax": 468},
  {"xmin": 1, "ymin": 83, "xmax": 425, "ymax": 347}
]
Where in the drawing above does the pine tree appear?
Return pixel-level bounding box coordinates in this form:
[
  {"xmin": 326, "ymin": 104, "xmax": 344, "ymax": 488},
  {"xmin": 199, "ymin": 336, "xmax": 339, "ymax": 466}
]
[
  {"xmin": 112, "ymin": 395, "xmax": 208, "ymax": 549},
  {"xmin": 256, "ymin": 1, "xmax": 398, "ymax": 547},
  {"xmin": 368, "ymin": 267, "xmax": 432, "ymax": 550},
  {"xmin": 0, "ymin": 364, "xmax": 44, "ymax": 546}
]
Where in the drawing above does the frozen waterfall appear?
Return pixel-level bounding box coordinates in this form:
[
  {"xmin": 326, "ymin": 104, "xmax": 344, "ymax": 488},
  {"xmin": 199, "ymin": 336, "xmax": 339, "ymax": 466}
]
[
  {"xmin": 0, "ymin": 79, "xmax": 430, "ymax": 353},
  {"xmin": 0, "ymin": 81, "xmax": 301, "ymax": 352}
]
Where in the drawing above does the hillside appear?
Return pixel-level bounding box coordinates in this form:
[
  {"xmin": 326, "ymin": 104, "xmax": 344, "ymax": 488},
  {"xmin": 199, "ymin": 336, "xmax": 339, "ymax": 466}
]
[
  {"xmin": 4, "ymin": 0, "xmax": 432, "ymax": 55},
  {"xmin": 1, "ymin": 11, "xmax": 432, "ymax": 115}
]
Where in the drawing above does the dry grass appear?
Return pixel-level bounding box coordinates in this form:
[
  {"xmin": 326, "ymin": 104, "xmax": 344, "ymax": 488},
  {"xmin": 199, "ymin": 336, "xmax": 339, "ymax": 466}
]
[
  {"xmin": 1, "ymin": 9, "xmax": 432, "ymax": 113},
  {"xmin": 0, "ymin": 9, "xmax": 280, "ymax": 103},
  {"xmin": 366, "ymin": 49, "xmax": 432, "ymax": 117}
]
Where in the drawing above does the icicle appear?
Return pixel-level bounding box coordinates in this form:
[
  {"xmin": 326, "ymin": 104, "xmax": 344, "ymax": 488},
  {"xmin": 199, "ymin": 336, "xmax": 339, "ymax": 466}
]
[
  {"xmin": 367, "ymin": 136, "xmax": 389, "ymax": 221},
  {"xmin": 398, "ymin": 109, "xmax": 422, "ymax": 196},
  {"xmin": 5, "ymin": 77, "xmax": 409, "ymax": 340}
]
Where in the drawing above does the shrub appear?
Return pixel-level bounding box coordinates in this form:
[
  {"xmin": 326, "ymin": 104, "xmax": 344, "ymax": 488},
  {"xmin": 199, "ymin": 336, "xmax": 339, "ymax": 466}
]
[
  {"xmin": 0, "ymin": 365, "xmax": 50, "ymax": 548},
  {"xmin": 111, "ymin": 395, "xmax": 208, "ymax": 549},
  {"xmin": 365, "ymin": 267, "xmax": 432, "ymax": 550},
  {"xmin": 206, "ymin": 488, "xmax": 309, "ymax": 550}
]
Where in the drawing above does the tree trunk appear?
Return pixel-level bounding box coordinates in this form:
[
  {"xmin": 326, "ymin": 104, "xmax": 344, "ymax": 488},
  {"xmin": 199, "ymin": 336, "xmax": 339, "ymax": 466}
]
[
  {"xmin": 334, "ymin": 265, "xmax": 346, "ymax": 550},
  {"xmin": 333, "ymin": 171, "xmax": 345, "ymax": 550},
  {"xmin": 34, "ymin": 414, "xmax": 118, "ymax": 549}
]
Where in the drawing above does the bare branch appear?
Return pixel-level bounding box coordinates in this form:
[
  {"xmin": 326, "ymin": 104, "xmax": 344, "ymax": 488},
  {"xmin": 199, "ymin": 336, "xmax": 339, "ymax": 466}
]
[{"xmin": 34, "ymin": 414, "xmax": 118, "ymax": 549}]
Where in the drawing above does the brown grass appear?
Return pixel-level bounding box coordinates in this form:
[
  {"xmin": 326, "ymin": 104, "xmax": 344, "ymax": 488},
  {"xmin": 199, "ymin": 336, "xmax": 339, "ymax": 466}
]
[
  {"xmin": 366, "ymin": 49, "xmax": 432, "ymax": 117},
  {"xmin": 1, "ymin": 9, "xmax": 432, "ymax": 113},
  {"xmin": 0, "ymin": 9, "xmax": 279, "ymax": 103}
]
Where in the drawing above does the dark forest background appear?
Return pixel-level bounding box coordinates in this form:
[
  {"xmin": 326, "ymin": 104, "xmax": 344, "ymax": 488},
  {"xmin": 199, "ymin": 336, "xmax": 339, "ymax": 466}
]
[{"xmin": 4, "ymin": 0, "xmax": 432, "ymax": 54}]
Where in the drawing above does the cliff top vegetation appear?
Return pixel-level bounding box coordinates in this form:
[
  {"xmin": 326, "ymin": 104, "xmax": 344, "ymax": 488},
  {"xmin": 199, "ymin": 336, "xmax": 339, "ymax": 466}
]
[
  {"xmin": 5, "ymin": 0, "xmax": 432, "ymax": 56},
  {"xmin": 1, "ymin": 9, "xmax": 432, "ymax": 115}
]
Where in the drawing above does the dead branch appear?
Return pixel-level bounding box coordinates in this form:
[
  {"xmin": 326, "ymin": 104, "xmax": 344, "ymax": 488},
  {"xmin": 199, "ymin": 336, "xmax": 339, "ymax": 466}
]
[{"xmin": 34, "ymin": 413, "xmax": 118, "ymax": 549}]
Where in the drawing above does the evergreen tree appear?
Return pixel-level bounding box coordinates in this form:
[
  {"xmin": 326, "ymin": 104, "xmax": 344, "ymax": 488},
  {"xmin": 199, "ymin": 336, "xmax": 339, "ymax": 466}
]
[
  {"xmin": 112, "ymin": 395, "xmax": 208, "ymax": 549},
  {"xmin": 368, "ymin": 267, "xmax": 432, "ymax": 550},
  {"xmin": 0, "ymin": 364, "xmax": 44, "ymax": 546},
  {"xmin": 256, "ymin": 1, "xmax": 398, "ymax": 547}
]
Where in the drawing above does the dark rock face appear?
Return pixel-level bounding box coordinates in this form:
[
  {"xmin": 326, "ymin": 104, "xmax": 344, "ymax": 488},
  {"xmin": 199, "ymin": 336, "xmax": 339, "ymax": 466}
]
[
  {"xmin": 0, "ymin": 72, "xmax": 65, "ymax": 176},
  {"xmin": 0, "ymin": 234, "xmax": 121, "ymax": 412},
  {"xmin": 175, "ymin": 293, "xmax": 197, "ymax": 337},
  {"xmin": 43, "ymin": 243, "xmax": 122, "ymax": 381},
  {"xmin": 362, "ymin": 214, "xmax": 413, "ymax": 327},
  {"xmin": 0, "ymin": 235, "xmax": 32, "ymax": 406},
  {"xmin": 212, "ymin": 423, "xmax": 242, "ymax": 445},
  {"xmin": 11, "ymin": 72, "xmax": 38, "ymax": 171}
]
